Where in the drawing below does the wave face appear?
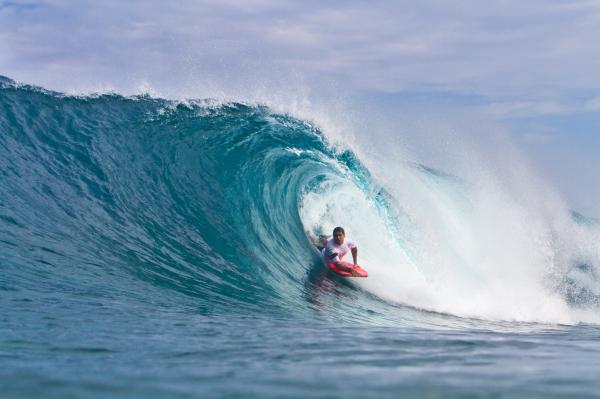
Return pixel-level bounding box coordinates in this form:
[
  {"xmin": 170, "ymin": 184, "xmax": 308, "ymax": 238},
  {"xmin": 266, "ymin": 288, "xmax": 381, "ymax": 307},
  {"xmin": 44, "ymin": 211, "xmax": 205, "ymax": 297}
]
[{"xmin": 2, "ymin": 76, "xmax": 600, "ymax": 327}]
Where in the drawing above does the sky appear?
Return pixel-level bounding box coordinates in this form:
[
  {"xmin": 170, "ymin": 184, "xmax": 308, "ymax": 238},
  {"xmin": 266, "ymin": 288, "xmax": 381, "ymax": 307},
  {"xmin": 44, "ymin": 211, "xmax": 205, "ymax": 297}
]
[{"xmin": 1, "ymin": 0, "xmax": 599, "ymax": 214}]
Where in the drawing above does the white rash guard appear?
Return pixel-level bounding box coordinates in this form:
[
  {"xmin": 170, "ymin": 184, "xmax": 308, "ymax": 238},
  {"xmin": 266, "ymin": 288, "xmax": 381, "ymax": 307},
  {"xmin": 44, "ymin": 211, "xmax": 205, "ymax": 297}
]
[{"xmin": 321, "ymin": 238, "xmax": 356, "ymax": 264}]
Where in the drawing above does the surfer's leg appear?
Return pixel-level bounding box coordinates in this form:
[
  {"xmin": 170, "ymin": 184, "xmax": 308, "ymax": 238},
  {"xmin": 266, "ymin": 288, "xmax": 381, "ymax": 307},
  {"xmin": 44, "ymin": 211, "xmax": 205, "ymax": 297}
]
[
  {"xmin": 307, "ymin": 231, "xmax": 318, "ymax": 246},
  {"xmin": 307, "ymin": 232, "xmax": 326, "ymax": 251},
  {"xmin": 318, "ymin": 235, "xmax": 329, "ymax": 247}
]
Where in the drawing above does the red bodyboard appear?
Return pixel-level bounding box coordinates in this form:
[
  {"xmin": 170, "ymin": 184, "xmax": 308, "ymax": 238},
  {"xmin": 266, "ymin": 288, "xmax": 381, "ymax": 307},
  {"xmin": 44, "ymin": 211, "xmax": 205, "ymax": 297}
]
[{"xmin": 326, "ymin": 260, "xmax": 368, "ymax": 277}]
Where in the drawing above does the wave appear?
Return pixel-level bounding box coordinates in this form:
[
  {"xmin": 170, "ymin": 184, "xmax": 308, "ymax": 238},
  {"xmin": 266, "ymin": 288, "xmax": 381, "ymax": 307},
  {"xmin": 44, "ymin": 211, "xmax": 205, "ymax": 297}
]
[{"xmin": 1, "ymin": 76, "xmax": 600, "ymax": 325}]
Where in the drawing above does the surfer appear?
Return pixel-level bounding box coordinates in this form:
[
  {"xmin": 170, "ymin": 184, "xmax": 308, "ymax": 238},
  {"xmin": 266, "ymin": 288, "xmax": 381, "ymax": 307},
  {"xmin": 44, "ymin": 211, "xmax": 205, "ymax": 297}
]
[{"xmin": 322, "ymin": 227, "xmax": 359, "ymax": 276}]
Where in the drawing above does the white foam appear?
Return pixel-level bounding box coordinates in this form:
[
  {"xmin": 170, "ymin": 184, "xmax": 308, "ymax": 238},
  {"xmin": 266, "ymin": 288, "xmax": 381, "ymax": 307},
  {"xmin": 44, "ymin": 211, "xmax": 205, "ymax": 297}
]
[{"xmin": 300, "ymin": 123, "xmax": 600, "ymax": 325}]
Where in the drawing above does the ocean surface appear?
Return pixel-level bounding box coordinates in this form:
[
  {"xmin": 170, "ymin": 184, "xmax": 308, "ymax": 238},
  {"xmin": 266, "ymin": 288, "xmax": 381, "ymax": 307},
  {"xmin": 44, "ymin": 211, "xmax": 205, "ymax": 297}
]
[{"xmin": 2, "ymin": 76, "xmax": 600, "ymax": 398}]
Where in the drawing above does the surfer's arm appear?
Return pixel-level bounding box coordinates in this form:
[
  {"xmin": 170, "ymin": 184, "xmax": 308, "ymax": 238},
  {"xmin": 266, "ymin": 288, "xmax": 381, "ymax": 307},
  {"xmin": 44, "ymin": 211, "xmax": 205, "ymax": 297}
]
[
  {"xmin": 336, "ymin": 258, "xmax": 360, "ymax": 276},
  {"xmin": 328, "ymin": 252, "xmax": 352, "ymax": 272},
  {"xmin": 335, "ymin": 261, "xmax": 355, "ymax": 273},
  {"xmin": 351, "ymin": 247, "xmax": 357, "ymax": 265}
]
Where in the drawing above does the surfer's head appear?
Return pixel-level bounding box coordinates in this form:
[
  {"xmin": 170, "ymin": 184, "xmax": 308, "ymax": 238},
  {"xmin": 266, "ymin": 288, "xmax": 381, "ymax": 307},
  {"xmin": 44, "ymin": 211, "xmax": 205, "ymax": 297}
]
[{"xmin": 333, "ymin": 226, "xmax": 345, "ymax": 245}]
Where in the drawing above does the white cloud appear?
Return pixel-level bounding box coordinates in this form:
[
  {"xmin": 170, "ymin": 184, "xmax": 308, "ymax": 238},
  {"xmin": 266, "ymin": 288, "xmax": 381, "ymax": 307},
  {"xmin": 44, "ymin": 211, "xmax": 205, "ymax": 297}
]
[
  {"xmin": 521, "ymin": 129, "xmax": 560, "ymax": 145},
  {"xmin": 1, "ymin": 0, "xmax": 600, "ymax": 103},
  {"xmin": 485, "ymin": 100, "xmax": 569, "ymax": 118},
  {"xmin": 585, "ymin": 96, "xmax": 600, "ymax": 111}
]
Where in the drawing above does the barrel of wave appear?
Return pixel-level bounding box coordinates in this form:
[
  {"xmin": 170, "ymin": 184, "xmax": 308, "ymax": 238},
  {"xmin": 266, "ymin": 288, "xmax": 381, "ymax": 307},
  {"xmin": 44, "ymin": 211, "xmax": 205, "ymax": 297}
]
[{"xmin": 300, "ymin": 178, "xmax": 429, "ymax": 307}]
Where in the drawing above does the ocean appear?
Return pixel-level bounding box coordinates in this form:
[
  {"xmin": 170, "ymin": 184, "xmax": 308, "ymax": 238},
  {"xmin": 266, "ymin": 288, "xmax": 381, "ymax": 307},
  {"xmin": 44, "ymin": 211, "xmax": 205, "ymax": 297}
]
[{"xmin": 2, "ymin": 76, "xmax": 600, "ymax": 398}]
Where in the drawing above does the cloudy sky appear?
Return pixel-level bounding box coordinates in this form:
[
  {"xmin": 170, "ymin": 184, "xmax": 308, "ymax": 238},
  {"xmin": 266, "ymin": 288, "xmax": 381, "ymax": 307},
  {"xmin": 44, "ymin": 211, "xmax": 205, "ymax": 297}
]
[{"xmin": 1, "ymin": 0, "xmax": 599, "ymax": 213}]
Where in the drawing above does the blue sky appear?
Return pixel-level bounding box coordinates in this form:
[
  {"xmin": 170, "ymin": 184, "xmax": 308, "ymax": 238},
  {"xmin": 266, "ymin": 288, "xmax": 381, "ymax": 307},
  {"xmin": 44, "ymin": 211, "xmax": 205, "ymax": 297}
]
[{"xmin": 1, "ymin": 0, "xmax": 599, "ymax": 214}]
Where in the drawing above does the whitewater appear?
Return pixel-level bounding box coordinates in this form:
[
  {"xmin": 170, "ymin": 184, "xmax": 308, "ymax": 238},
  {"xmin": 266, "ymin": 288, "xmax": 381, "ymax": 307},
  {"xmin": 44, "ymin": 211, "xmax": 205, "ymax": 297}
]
[{"xmin": 2, "ymin": 76, "xmax": 600, "ymax": 398}]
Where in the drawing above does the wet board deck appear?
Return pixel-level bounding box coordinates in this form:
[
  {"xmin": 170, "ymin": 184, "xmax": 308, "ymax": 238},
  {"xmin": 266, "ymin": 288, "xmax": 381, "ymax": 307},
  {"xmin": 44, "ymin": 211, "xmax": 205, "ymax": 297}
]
[{"xmin": 326, "ymin": 260, "xmax": 368, "ymax": 277}]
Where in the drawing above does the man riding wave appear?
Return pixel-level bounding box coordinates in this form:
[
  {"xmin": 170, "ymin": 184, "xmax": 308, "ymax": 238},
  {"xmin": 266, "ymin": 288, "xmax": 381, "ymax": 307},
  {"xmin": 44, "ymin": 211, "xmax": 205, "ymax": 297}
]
[{"xmin": 311, "ymin": 226, "xmax": 359, "ymax": 276}]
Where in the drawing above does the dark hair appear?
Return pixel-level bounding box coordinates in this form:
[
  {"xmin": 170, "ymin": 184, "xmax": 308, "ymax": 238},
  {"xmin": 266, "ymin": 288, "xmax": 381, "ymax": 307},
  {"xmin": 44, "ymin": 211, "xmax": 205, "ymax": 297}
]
[{"xmin": 333, "ymin": 226, "xmax": 345, "ymax": 235}]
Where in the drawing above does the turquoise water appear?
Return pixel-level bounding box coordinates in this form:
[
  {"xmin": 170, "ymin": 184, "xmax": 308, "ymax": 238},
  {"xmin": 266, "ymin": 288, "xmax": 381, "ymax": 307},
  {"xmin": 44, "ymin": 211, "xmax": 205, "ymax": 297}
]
[{"xmin": 2, "ymin": 76, "xmax": 600, "ymax": 398}]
